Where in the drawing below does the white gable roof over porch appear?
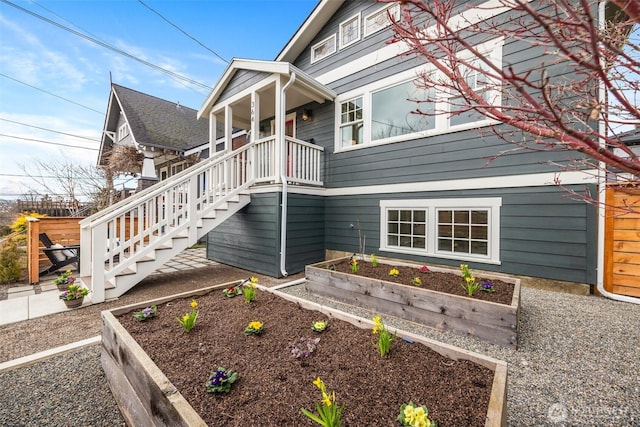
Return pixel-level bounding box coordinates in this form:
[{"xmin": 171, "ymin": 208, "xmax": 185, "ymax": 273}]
[{"xmin": 198, "ymin": 59, "xmax": 336, "ymax": 119}]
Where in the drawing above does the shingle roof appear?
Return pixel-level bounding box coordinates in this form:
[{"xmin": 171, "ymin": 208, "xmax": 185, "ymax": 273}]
[
  {"xmin": 112, "ymin": 83, "xmax": 209, "ymax": 151},
  {"xmin": 618, "ymin": 127, "xmax": 640, "ymax": 145}
]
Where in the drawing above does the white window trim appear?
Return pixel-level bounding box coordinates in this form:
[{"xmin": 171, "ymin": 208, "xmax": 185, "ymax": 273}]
[
  {"xmin": 379, "ymin": 198, "xmax": 501, "ymax": 265},
  {"xmin": 364, "ymin": 3, "xmax": 400, "ymax": 37},
  {"xmin": 310, "ymin": 34, "xmax": 337, "ymax": 64},
  {"xmin": 339, "ymin": 13, "xmax": 361, "ymax": 49},
  {"xmin": 334, "ymin": 39, "xmax": 503, "ymax": 153}
]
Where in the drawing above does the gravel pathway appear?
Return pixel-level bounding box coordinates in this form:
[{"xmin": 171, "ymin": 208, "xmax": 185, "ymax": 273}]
[{"xmin": 0, "ymin": 281, "xmax": 638, "ymax": 426}]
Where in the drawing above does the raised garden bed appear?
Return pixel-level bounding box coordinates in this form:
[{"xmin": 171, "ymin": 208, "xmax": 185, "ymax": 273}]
[
  {"xmin": 305, "ymin": 257, "xmax": 521, "ymax": 348},
  {"xmin": 102, "ymin": 282, "xmax": 507, "ymax": 426}
]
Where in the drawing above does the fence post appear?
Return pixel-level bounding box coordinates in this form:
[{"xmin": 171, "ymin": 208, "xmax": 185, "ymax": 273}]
[{"xmin": 26, "ymin": 217, "xmax": 40, "ymax": 284}]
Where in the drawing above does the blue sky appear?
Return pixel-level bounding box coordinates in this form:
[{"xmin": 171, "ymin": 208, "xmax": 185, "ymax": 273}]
[{"xmin": 0, "ymin": 0, "xmax": 318, "ymax": 199}]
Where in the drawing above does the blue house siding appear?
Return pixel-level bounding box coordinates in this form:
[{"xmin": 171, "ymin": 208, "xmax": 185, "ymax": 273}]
[
  {"xmin": 285, "ymin": 193, "xmax": 326, "ymax": 274},
  {"xmin": 207, "ymin": 193, "xmax": 281, "ymax": 277},
  {"xmin": 217, "ymin": 69, "xmax": 270, "ymax": 104},
  {"xmin": 323, "ymin": 185, "xmax": 597, "ymax": 284}
]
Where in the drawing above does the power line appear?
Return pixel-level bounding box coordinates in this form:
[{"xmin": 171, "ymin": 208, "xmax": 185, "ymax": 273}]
[
  {"xmin": 0, "ymin": 173, "xmax": 101, "ymax": 180},
  {"xmin": 0, "ymin": 134, "xmax": 99, "ymax": 150},
  {"xmin": 0, "ymin": 72, "xmax": 104, "ymax": 114},
  {"xmin": 0, "ymin": 0, "xmax": 213, "ymax": 91},
  {"xmin": 137, "ymin": 0, "xmax": 228, "ymax": 64},
  {"xmin": 0, "ymin": 118, "xmax": 100, "ymax": 142}
]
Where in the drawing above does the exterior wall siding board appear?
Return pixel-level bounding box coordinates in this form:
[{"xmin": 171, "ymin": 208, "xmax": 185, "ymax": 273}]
[
  {"xmin": 218, "ymin": 70, "xmax": 270, "ymax": 104},
  {"xmin": 207, "ymin": 193, "xmax": 281, "ymax": 277},
  {"xmin": 324, "ymin": 186, "xmax": 596, "ymax": 284},
  {"xmin": 285, "ymin": 194, "xmax": 326, "ymax": 274}
]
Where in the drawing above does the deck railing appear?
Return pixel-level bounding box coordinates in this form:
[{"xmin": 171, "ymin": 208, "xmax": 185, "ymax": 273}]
[{"xmin": 79, "ymin": 136, "xmax": 323, "ymax": 301}]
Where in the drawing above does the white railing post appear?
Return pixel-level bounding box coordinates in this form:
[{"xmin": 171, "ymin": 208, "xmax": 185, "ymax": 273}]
[
  {"xmin": 91, "ymin": 222, "xmax": 106, "ymax": 303},
  {"xmin": 188, "ymin": 174, "xmax": 198, "ymax": 244},
  {"xmin": 79, "ymin": 224, "xmax": 91, "ymax": 278}
]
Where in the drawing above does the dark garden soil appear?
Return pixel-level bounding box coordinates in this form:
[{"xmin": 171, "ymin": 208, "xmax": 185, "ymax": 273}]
[
  {"xmin": 329, "ymin": 259, "xmax": 515, "ymax": 305},
  {"xmin": 119, "ymin": 289, "xmax": 494, "ymax": 427}
]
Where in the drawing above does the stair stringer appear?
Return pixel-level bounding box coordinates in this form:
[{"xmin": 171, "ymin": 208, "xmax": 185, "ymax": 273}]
[{"xmin": 103, "ymin": 193, "xmax": 250, "ymax": 300}]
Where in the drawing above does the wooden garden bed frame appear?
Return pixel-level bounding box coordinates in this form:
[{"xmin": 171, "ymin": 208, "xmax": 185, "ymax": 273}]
[
  {"xmin": 305, "ymin": 257, "xmax": 521, "ymax": 348},
  {"xmin": 101, "ymin": 281, "xmax": 508, "ymax": 426}
]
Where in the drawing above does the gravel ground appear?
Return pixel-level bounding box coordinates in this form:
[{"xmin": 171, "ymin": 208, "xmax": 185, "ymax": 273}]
[{"xmin": 0, "ymin": 265, "xmax": 638, "ymax": 426}]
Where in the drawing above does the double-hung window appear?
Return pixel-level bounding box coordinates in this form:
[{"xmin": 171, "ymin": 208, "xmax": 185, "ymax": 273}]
[
  {"xmin": 118, "ymin": 123, "xmax": 129, "ymax": 141},
  {"xmin": 380, "ymin": 198, "xmax": 501, "ymax": 264},
  {"xmin": 340, "ymin": 97, "xmax": 363, "ymax": 147}
]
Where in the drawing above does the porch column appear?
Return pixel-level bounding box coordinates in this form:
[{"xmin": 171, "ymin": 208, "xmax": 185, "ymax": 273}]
[
  {"xmin": 224, "ymin": 104, "xmax": 233, "ymax": 152},
  {"xmin": 274, "ymin": 76, "xmax": 283, "ymax": 182},
  {"xmin": 138, "ymin": 148, "xmax": 158, "ymax": 191},
  {"xmin": 208, "ymin": 111, "xmax": 217, "ymax": 157},
  {"xmin": 250, "ymin": 90, "xmax": 260, "ymax": 180}
]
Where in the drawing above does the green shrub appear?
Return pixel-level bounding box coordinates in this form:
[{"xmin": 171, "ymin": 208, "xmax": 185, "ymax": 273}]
[
  {"xmin": 10, "ymin": 212, "xmax": 46, "ymax": 244},
  {"xmin": 0, "ymin": 239, "xmax": 25, "ymax": 284}
]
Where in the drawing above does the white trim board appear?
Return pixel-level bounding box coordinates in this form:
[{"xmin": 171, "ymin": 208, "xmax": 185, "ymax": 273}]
[{"xmin": 249, "ymin": 170, "xmax": 598, "ymax": 197}]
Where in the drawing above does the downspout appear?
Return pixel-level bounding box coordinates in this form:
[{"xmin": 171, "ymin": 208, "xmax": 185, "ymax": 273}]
[
  {"xmin": 596, "ymin": 1, "xmax": 640, "ymax": 304},
  {"xmin": 279, "ymin": 72, "xmax": 296, "ymax": 277}
]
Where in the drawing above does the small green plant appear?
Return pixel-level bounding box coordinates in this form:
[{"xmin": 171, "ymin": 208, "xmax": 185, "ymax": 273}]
[
  {"xmin": 287, "ymin": 337, "xmax": 320, "ymax": 358},
  {"xmin": 206, "ymin": 367, "xmax": 238, "ymax": 393},
  {"xmin": 242, "ymin": 277, "xmax": 258, "ymax": 303},
  {"xmin": 0, "ymin": 239, "xmax": 24, "ymax": 284},
  {"xmin": 301, "ymin": 377, "xmax": 344, "ymax": 427},
  {"xmin": 480, "ymin": 281, "xmax": 495, "ymax": 293},
  {"xmin": 370, "ymin": 253, "xmax": 379, "ymax": 267},
  {"xmin": 412, "ymin": 277, "xmax": 423, "ymax": 286},
  {"xmin": 389, "ymin": 267, "xmax": 400, "ymax": 277},
  {"xmin": 53, "ymin": 269, "xmax": 75, "ymax": 287},
  {"xmin": 132, "ymin": 306, "xmax": 157, "ymax": 321},
  {"xmin": 311, "ymin": 320, "xmax": 328, "ymax": 332},
  {"xmin": 460, "ymin": 264, "xmax": 481, "ymax": 296},
  {"xmin": 244, "ymin": 320, "xmax": 263, "ymax": 335},
  {"xmin": 10, "ymin": 212, "xmax": 46, "ymax": 243},
  {"xmin": 349, "ymin": 256, "xmax": 359, "ymax": 273},
  {"xmin": 58, "ymin": 283, "xmax": 89, "ymax": 301},
  {"xmin": 177, "ymin": 299, "xmax": 199, "ymax": 332},
  {"xmin": 223, "ymin": 286, "xmax": 243, "ymax": 297},
  {"xmin": 372, "ymin": 315, "xmax": 395, "ymax": 357},
  {"xmin": 397, "ymin": 401, "xmax": 436, "ymax": 427}
]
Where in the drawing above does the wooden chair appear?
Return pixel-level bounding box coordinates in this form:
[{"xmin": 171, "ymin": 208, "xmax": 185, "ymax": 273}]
[{"xmin": 39, "ymin": 233, "xmax": 80, "ymax": 276}]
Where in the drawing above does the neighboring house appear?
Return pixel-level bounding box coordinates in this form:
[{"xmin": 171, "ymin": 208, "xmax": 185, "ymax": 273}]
[
  {"xmin": 97, "ymin": 83, "xmax": 246, "ymax": 192},
  {"xmin": 198, "ymin": 0, "xmax": 600, "ymax": 288}
]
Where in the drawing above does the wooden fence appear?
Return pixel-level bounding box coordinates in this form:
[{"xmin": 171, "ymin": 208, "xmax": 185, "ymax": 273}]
[{"xmin": 604, "ymin": 184, "xmax": 640, "ymax": 297}]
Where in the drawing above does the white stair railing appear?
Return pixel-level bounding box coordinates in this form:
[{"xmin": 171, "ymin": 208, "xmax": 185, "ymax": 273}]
[{"xmin": 80, "ymin": 142, "xmax": 256, "ymax": 302}]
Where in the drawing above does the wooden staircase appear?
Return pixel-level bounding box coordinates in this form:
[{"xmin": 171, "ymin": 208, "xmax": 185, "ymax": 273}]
[{"xmin": 79, "ymin": 144, "xmax": 254, "ymax": 303}]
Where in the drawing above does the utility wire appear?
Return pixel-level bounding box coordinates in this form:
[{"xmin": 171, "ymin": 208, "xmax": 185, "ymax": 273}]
[
  {"xmin": 0, "ymin": 118, "xmax": 100, "ymax": 142},
  {"xmin": 0, "ymin": 134, "xmax": 99, "ymax": 150},
  {"xmin": 0, "ymin": 72, "xmax": 104, "ymax": 114},
  {"xmin": 0, "ymin": 0, "xmax": 213, "ymax": 90},
  {"xmin": 137, "ymin": 0, "xmax": 228, "ymax": 64},
  {"xmin": 0, "ymin": 173, "xmax": 102, "ymax": 180}
]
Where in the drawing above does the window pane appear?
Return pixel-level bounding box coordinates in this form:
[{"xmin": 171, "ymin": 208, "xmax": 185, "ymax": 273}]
[
  {"xmin": 400, "ymin": 210, "xmax": 412, "ymax": 221},
  {"xmin": 438, "ymin": 210, "xmax": 452, "ymax": 223},
  {"xmin": 388, "ymin": 235, "xmax": 398, "ymax": 246},
  {"xmin": 471, "ymin": 210, "xmax": 488, "ymax": 224},
  {"xmin": 471, "ymin": 241, "xmax": 488, "ymax": 255},
  {"xmin": 454, "ymin": 240, "xmax": 469, "ymax": 253},
  {"xmin": 454, "ymin": 211, "xmax": 469, "ymax": 224},
  {"xmin": 414, "ymin": 210, "xmax": 426, "ymax": 222},
  {"xmin": 388, "ymin": 223, "xmax": 398, "ymax": 234},
  {"xmin": 371, "ymin": 80, "xmax": 434, "ymax": 141},
  {"xmin": 413, "ymin": 223, "xmax": 425, "ymax": 235},
  {"xmin": 471, "ymin": 226, "xmax": 488, "ymax": 239},
  {"xmin": 399, "ymin": 223, "xmax": 411, "ymax": 234},
  {"xmin": 388, "ymin": 210, "xmax": 398, "ymax": 221},
  {"xmin": 438, "ymin": 224, "xmax": 452, "ymax": 237},
  {"xmin": 438, "ymin": 239, "xmax": 451, "ymax": 251},
  {"xmin": 413, "ymin": 237, "xmax": 425, "ymax": 248}
]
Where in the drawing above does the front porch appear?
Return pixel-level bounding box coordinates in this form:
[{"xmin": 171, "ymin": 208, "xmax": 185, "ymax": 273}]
[{"xmin": 199, "ymin": 59, "xmax": 336, "ymax": 187}]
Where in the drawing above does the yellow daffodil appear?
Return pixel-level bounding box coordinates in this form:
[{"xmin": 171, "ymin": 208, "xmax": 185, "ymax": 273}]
[
  {"xmin": 190, "ymin": 300, "xmax": 198, "ymax": 308},
  {"xmin": 321, "ymin": 392, "xmax": 332, "ymax": 407},
  {"xmin": 389, "ymin": 268, "xmax": 400, "ymax": 277},
  {"xmin": 250, "ymin": 276, "xmax": 258, "ymax": 283},
  {"xmin": 313, "ymin": 377, "xmax": 324, "ymax": 390},
  {"xmin": 182, "ymin": 314, "xmax": 189, "ymax": 322},
  {"xmin": 248, "ymin": 321, "xmax": 262, "ymax": 330}
]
